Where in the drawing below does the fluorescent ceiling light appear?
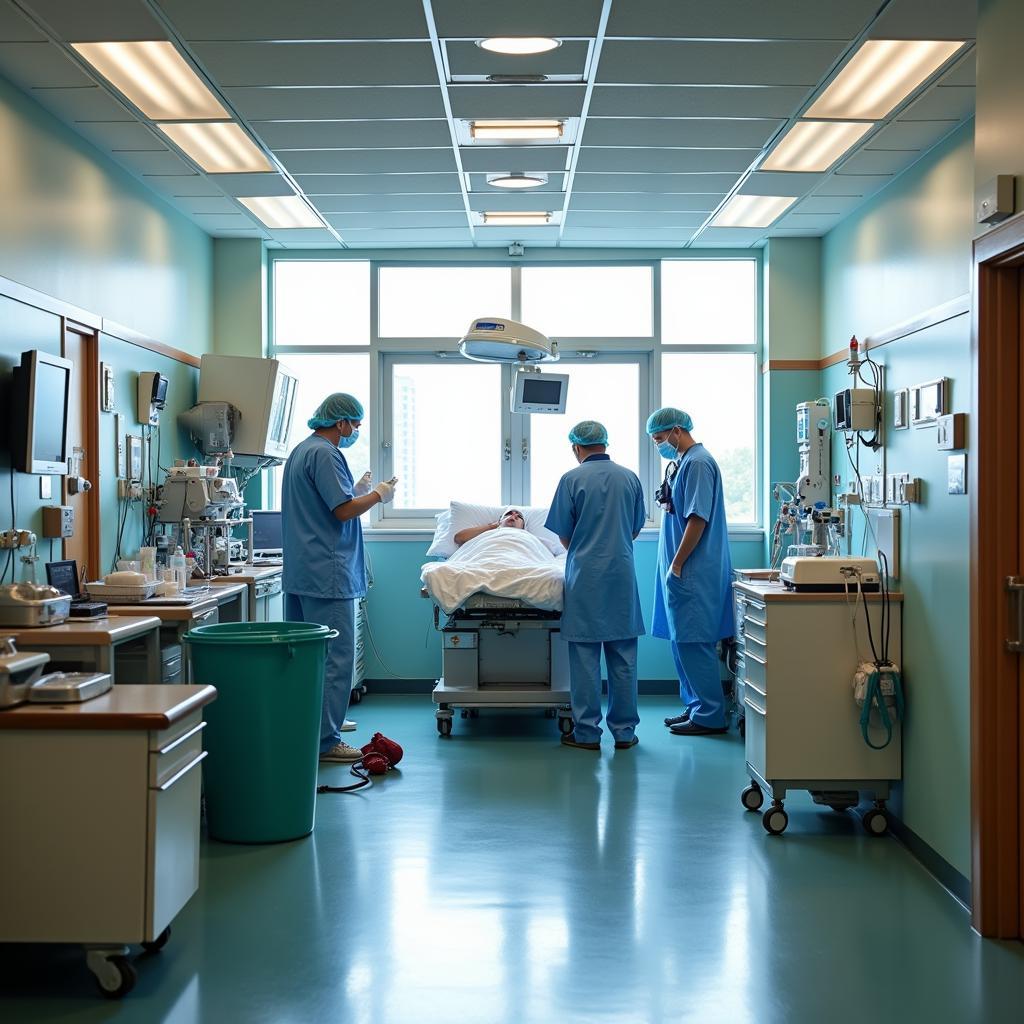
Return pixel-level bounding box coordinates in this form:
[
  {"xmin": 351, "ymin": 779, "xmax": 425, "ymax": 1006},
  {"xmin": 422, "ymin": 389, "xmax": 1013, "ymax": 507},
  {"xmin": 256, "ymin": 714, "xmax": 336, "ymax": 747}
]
[
  {"xmin": 238, "ymin": 195, "xmax": 323, "ymax": 229},
  {"xmin": 487, "ymin": 173, "xmax": 549, "ymax": 189},
  {"xmin": 482, "ymin": 211, "xmax": 551, "ymax": 226},
  {"xmin": 156, "ymin": 122, "xmax": 272, "ymax": 174},
  {"xmin": 805, "ymin": 39, "xmax": 966, "ymax": 120},
  {"xmin": 471, "ymin": 120, "xmax": 563, "ymax": 141},
  {"xmin": 761, "ymin": 120, "xmax": 873, "ymax": 172},
  {"xmin": 711, "ymin": 195, "xmax": 796, "ymax": 228},
  {"xmin": 479, "ymin": 37, "xmax": 560, "ymax": 56},
  {"xmin": 72, "ymin": 40, "xmax": 227, "ymax": 120}
]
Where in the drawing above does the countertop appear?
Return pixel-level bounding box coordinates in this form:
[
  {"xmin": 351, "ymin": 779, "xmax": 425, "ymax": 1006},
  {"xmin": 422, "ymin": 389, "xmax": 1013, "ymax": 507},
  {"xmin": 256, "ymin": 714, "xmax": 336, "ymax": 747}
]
[
  {"xmin": 210, "ymin": 565, "xmax": 283, "ymax": 586},
  {"xmin": 106, "ymin": 582, "xmax": 248, "ymax": 621},
  {"xmin": 734, "ymin": 579, "xmax": 903, "ymax": 603},
  {"xmin": 1, "ymin": 615, "xmax": 161, "ymax": 645}
]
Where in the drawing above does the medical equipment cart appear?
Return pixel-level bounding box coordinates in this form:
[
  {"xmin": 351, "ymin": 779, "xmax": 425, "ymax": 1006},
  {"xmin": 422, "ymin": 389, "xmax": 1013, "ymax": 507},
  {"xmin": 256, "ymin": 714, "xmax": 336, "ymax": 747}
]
[{"xmin": 732, "ymin": 580, "xmax": 902, "ymax": 836}]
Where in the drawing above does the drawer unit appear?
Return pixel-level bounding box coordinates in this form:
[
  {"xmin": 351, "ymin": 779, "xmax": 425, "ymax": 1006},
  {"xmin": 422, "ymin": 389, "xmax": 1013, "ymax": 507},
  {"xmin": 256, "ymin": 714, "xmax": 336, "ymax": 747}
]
[
  {"xmin": 742, "ymin": 616, "xmax": 767, "ymax": 645},
  {"xmin": 148, "ymin": 717, "xmax": 205, "ymax": 787},
  {"xmin": 743, "ymin": 647, "xmax": 767, "ymax": 693}
]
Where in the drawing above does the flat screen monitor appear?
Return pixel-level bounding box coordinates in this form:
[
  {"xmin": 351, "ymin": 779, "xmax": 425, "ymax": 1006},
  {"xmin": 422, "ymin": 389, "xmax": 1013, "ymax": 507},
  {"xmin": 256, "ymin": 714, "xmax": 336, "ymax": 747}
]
[
  {"xmin": 11, "ymin": 350, "xmax": 72, "ymax": 474},
  {"xmin": 511, "ymin": 371, "xmax": 569, "ymax": 415},
  {"xmin": 46, "ymin": 559, "xmax": 81, "ymax": 599},
  {"xmin": 252, "ymin": 510, "xmax": 283, "ymax": 556}
]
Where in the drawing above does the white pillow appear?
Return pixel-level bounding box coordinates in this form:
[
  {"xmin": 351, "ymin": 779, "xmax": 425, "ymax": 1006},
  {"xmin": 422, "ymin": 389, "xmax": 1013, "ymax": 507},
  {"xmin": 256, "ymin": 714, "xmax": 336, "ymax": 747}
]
[{"xmin": 426, "ymin": 501, "xmax": 563, "ymax": 558}]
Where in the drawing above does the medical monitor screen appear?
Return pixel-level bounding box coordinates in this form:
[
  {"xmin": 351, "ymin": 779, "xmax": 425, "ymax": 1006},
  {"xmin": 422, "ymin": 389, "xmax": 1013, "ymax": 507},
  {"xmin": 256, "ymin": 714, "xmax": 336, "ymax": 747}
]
[
  {"xmin": 511, "ymin": 372, "xmax": 569, "ymax": 414},
  {"xmin": 46, "ymin": 560, "xmax": 80, "ymax": 599},
  {"xmin": 252, "ymin": 510, "xmax": 284, "ymax": 554},
  {"xmin": 33, "ymin": 360, "xmax": 70, "ymax": 464},
  {"xmin": 522, "ymin": 378, "xmax": 563, "ymax": 405}
]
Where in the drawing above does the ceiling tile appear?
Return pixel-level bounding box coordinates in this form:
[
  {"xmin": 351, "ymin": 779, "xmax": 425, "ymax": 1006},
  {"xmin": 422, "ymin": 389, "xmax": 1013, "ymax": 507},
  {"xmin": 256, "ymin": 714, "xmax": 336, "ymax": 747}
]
[
  {"xmin": 116, "ymin": 150, "xmax": 198, "ymax": 176},
  {"xmin": 449, "ymin": 85, "xmax": 585, "ymax": 120},
  {"xmin": 772, "ymin": 212, "xmax": 841, "ymax": 232},
  {"xmin": 190, "ymin": 41, "xmax": 438, "ymax": 87},
  {"xmin": 566, "ymin": 212, "xmax": 705, "ymax": 228},
  {"xmin": 23, "ymin": 0, "xmax": 168, "ymax": 41},
  {"xmin": 211, "ymin": 229, "xmax": 271, "ymax": 238},
  {"xmin": 144, "ymin": 175, "xmax": 225, "ymax": 198},
  {"xmin": 431, "ymin": 0, "xmax": 604, "ymax": 36},
  {"xmin": 445, "ymin": 40, "xmax": 589, "ymax": 82},
  {"xmin": 868, "ymin": 0, "xmax": 976, "ymax": 41},
  {"xmin": 276, "ymin": 239, "xmax": 343, "ymax": 248},
  {"xmin": 690, "ymin": 227, "xmax": 764, "ymax": 247},
  {"xmin": 297, "ymin": 173, "xmax": 463, "ymax": 194},
  {"xmin": 180, "ymin": 196, "xmax": 245, "ymax": 215},
  {"xmin": 577, "ymin": 148, "xmax": 756, "ymax": 173},
  {"xmin": 589, "ymin": 85, "xmax": 810, "ymax": 119},
  {"xmin": 0, "ymin": 5, "xmax": 45, "ymax": 41},
  {"xmin": 573, "ymin": 172, "xmax": 741, "ymax": 193},
  {"xmin": 255, "ymin": 119, "xmax": 452, "ymax": 150},
  {"xmin": 815, "ymin": 173, "xmax": 893, "ymax": 197},
  {"xmin": 475, "ymin": 225, "xmax": 560, "ymax": 242},
  {"xmin": 0, "ymin": 41, "xmax": 92, "ymax": 87},
  {"xmin": 838, "ymin": 150, "xmax": 914, "ymax": 176},
  {"xmin": 792, "ymin": 195, "xmax": 862, "ymax": 216},
  {"xmin": 225, "ymin": 86, "xmax": 446, "ymax": 120},
  {"xmin": 160, "ymin": 0, "xmax": 429, "ymax": 40},
  {"xmin": 467, "ymin": 193, "xmax": 565, "ymax": 212},
  {"xmin": 467, "ymin": 171, "xmax": 566, "ymax": 193},
  {"xmin": 279, "ymin": 149, "xmax": 457, "ymax": 174},
  {"xmin": 940, "ymin": 52, "xmax": 976, "ymax": 87},
  {"xmin": 27, "ymin": 86, "xmax": 132, "ymax": 121},
  {"xmin": 569, "ymin": 193, "xmax": 722, "ymax": 212},
  {"xmin": 597, "ymin": 40, "xmax": 848, "ymax": 86},
  {"xmin": 341, "ymin": 227, "xmax": 475, "ymax": 244},
  {"xmin": 583, "ymin": 118, "xmax": 782, "ymax": 149},
  {"xmin": 213, "ymin": 173, "xmax": 295, "ymax": 197},
  {"xmin": 316, "ymin": 194, "xmax": 467, "ymax": 213},
  {"xmin": 324, "ymin": 212, "xmax": 468, "ymax": 229},
  {"xmin": 460, "ymin": 147, "xmax": 570, "ymax": 173},
  {"xmin": 742, "ymin": 170, "xmax": 826, "ymax": 195},
  {"xmin": 561, "ymin": 227, "xmax": 694, "ymax": 242},
  {"xmin": 191, "ymin": 213, "xmax": 256, "ymax": 230},
  {"xmin": 898, "ymin": 85, "xmax": 974, "ymax": 121},
  {"xmin": 264, "ymin": 227, "xmax": 336, "ymax": 243},
  {"xmin": 71, "ymin": 121, "xmax": 166, "ymax": 151},
  {"xmin": 868, "ymin": 120, "xmax": 959, "ymax": 151}
]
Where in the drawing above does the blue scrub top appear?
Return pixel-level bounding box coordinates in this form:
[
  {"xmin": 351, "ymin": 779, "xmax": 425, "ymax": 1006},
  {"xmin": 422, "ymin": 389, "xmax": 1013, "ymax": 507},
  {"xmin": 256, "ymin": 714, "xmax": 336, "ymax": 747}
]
[
  {"xmin": 545, "ymin": 454, "xmax": 646, "ymax": 643},
  {"xmin": 281, "ymin": 433, "xmax": 367, "ymax": 600},
  {"xmin": 651, "ymin": 443, "xmax": 734, "ymax": 643}
]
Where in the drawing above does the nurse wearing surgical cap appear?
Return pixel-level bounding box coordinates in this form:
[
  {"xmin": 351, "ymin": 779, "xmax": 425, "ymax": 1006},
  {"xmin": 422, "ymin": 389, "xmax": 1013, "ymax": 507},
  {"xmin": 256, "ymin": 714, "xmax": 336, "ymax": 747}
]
[
  {"xmin": 646, "ymin": 407, "xmax": 734, "ymax": 736},
  {"xmin": 282, "ymin": 392, "xmax": 398, "ymax": 762}
]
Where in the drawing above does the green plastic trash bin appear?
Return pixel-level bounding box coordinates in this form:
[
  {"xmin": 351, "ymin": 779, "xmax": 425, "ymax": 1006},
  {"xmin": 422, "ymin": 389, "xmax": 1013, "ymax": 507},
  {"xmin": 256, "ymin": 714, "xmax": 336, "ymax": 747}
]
[{"xmin": 185, "ymin": 621, "xmax": 338, "ymax": 843}]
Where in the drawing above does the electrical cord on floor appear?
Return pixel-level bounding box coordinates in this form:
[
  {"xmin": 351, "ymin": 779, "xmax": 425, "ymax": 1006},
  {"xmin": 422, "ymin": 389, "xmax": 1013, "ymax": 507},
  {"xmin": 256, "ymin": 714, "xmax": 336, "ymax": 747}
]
[{"xmin": 361, "ymin": 600, "xmax": 425, "ymax": 680}]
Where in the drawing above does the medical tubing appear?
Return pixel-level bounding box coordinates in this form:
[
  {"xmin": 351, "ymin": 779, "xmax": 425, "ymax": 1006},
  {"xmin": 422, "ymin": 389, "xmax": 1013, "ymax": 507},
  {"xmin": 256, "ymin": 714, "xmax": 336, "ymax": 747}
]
[
  {"xmin": 859, "ymin": 576, "xmax": 881, "ymax": 665},
  {"xmin": 860, "ymin": 667, "xmax": 900, "ymax": 750},
  {"xmin": 317, "ymin": 760, "xmax": 373, "ymax": 793}
]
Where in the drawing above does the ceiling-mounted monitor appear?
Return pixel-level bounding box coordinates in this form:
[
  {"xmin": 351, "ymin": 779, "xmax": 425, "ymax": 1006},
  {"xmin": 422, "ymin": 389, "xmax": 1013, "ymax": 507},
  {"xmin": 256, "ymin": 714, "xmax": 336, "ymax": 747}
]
[{"xmin": 511, "ymin": 371, "xmax": 569, "ymax": 415}]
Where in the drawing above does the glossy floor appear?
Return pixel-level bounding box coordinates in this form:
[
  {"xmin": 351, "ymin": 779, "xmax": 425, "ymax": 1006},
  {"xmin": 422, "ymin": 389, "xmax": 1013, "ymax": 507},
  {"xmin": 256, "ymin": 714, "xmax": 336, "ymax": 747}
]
[{"xmin": 2, "ymin": 696, "xmax": 1022, "ymax": 1023}]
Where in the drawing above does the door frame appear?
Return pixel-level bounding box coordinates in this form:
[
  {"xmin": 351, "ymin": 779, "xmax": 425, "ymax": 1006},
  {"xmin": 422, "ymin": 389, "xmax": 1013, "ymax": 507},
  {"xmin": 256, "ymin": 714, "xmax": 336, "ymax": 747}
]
[{"xmin": 971, "ymin": 211, "xmax": 1024, "ymax": 938}]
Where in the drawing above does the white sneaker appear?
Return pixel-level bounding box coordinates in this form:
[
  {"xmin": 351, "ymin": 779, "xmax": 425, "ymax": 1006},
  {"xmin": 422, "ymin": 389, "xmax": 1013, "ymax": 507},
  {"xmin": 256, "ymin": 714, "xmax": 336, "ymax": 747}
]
[
  {"xmin": 340, "ymin": 719, "xmax": 357, "ymax": 732},
  {"xmin": 319, "ymin": 742, "xmax": 362, "ymax": 763}
]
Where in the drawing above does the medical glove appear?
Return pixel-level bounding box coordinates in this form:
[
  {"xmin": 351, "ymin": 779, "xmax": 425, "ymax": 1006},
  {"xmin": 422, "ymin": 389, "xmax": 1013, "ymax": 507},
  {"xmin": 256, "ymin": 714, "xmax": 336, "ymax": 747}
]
[
  {"xmin": 373, "ymin": 479, "xmax": 397, "ymax": 503},
  {"xmin": 354, "ymin": 471, "xmax": 372, "ymax": 496},
  {"xmin": 657, "ymin": 441, "xmax": 678, "ymax": 460}
]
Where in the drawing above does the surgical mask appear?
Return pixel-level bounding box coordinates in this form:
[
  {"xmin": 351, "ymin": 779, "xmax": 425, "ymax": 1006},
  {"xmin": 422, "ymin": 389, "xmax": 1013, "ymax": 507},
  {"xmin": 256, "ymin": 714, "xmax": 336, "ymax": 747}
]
[
  {"xmin": 656, "ymin": 439, "xmax": 677, "ymax": 460},
  {"xmin": 338, "ymin": 427, "xmax": 359, "ymax": 449}
]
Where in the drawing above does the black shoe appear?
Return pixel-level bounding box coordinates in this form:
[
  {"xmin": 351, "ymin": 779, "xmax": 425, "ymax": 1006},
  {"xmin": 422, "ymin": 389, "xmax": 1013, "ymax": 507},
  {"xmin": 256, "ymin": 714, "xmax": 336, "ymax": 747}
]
[
  {"xmin": 614, "ymin": 736, "xmax": 639, "ymax": 750},
  {"xmin": 664, "ymin": 711, "xmax": 691, "ymax": 727},
  {"xmin": 561, "ymin": 731, "xmax": 601, "ymax": 750},
  {"xmin": 669, "ymin": 720, "xmax": 728, "ymax": 736}
]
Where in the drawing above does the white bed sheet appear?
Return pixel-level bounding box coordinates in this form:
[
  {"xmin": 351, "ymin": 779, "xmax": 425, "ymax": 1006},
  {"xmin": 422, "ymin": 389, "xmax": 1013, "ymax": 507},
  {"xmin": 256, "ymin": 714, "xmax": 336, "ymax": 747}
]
[{"xmin": 421, "ymin": 528, "xmax": 565, "ymax": 614}]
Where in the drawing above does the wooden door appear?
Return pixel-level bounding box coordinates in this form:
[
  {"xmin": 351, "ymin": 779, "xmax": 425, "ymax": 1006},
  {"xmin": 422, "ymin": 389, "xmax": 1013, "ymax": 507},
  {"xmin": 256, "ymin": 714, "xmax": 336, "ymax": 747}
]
[{"xmin": 60, "ymin": 323, "xmax": 100, "ymax": 581}]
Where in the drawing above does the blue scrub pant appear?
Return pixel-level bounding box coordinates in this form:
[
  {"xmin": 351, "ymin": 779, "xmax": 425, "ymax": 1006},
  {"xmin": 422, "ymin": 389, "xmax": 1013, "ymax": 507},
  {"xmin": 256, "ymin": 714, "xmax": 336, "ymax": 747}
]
[
  {"xmin": 671, "ymin": 642, "xmax": 727, "ymax": 729},
  {"xmin": 284, "ymin": 593, "xmax": 356, "ymax": 753},
  {"xmin": 567, "ymin": 638, "xmax": 639, "ymax": 744}
]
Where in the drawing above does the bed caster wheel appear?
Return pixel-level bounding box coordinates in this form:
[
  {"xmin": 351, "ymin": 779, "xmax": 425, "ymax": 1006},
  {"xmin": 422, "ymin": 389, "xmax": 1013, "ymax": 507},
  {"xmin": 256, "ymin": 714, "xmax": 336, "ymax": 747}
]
[
  {"xmin": 437, "ymin": 718, "xmax": 452, "ymax": 737},
  {"xmin": 762, "ymin": 803, "xmax": 788, "ymax": 836},
  {"xmin": 142, "ymin": 926, "xmax": 170, "ymax": 953},
  {"xmin": 87, "ymin": 952, "xmax": 137, "ymax": 999},
  {"xmin": 740, "ymin": 784, "xmax": 763, "ymax": 812},
  {"xmin": 350, "ymin": 688, "xmax": 363, "ymax": 706},
  {"xmin": 862, "ymin": 808, "xmax": 889, "ymax": 837},
  {"xmin": 558, "ymin": 716, "xmax": 574, "ymax": 735},
  {"xmin": 460, "ymin": 709, "xmax": 469, "ymax": 719}
]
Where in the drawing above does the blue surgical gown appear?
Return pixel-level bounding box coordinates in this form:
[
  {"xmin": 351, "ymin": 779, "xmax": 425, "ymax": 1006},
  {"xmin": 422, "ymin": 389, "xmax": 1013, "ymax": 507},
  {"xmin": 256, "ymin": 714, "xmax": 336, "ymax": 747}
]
[
  {"xmin": 545, "ymin": 454, "xmax": 646, "ymax": 643},
  {"xmin": 282, "ymin": 434, "xmax": 367, "ymax": 599},
  {"xmin": 651, "ymin": 444, "xmax": 734, "ymax": 643}
]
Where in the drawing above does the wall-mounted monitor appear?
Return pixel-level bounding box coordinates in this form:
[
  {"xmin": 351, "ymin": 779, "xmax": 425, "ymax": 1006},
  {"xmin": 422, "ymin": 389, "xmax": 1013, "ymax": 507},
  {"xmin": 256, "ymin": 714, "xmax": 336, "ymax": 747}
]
[
  {"xmin": 10, "ymin": 350, "xmax": 72, "ymax": 475},
  {"xmin": 511, "ymin": 371, "xmax": 569, "ymax": 415}
]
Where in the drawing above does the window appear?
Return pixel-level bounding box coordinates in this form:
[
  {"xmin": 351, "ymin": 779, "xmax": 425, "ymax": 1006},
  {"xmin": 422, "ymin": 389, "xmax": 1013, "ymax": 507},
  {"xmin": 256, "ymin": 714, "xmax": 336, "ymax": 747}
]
[
  {"xmin": 529, "ymin": 361, "xmax": 641, "ymax": 504},
  {"xmin": 662, "ymin": 260, "xmax": 757, "ymax": 345},
  {"xmin": 386, "ymin": 360, "xmax": 502, "ymax": 510},
  {"xmin": 521, "ymin": 266, "xmax": 653, "ymax": 338},
  {"xmin": 273, "ymin": 261, "xmax": 370, "ymax": 346},
  {"xmin": 378, "ymin": 267, "xmax": 512, "ymax": 337},
  {"xmin": 660, "ymin": 352, "xmax": 757, "ymax": 523}
]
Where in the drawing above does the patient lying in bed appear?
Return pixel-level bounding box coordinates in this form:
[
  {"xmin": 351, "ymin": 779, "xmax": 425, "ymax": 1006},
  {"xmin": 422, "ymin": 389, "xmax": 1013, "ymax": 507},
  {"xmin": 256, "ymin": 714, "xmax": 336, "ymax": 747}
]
[{"xmin": 421, "ymin": 515, "xmax": 565, "ymax": 614}]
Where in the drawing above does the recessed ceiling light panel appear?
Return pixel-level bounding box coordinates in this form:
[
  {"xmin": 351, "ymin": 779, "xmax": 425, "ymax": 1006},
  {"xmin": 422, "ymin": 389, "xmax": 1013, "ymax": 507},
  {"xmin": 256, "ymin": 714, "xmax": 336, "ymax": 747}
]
[
  {"xmin": 487, "ymin": 173, "xmax": 549, "ymax": 189},
  {"xmin": 711, "ymin": 195, "xmax": 797, "ymax": 228},
  {"xmin": 238, "ymin": 195, "xmax": 323, "ymax": 229},
  {"xmin": 482, "ymin": 211, "xmax": 552, "ymax": 226},
  {"xmin": 761, "ymin": 120, "xmax": 874, "ymax": 173},
  {"xmin": 72, "ymin": 40, "xmax": 227, "ymax": 120},
  {"xmin": 471, "ymin": 120, "xmax": 563, "ymax": 142},
  {"xmin": 479, "ymin": 37, "xmax": 561, "ymax": 56},
  {"xmin": 805, "ymin": 39, "xmax": 967, "ymax": 120},
  {"xmin": 156, "ymin": 122, "xmax": 272, "ymax": 174}
]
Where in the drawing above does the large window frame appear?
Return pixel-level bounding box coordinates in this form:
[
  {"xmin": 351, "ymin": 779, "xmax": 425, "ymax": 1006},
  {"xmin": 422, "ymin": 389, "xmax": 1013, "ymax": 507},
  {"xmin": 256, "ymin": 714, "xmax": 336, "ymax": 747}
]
[{"xmin": 269, "ymin": 255, "xmax": 763, "ymax": 533}]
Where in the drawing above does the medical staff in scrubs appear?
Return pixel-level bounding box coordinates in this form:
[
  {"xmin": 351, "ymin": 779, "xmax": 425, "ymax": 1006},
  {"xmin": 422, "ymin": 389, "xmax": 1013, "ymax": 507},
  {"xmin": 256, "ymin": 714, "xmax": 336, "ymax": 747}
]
[
  {"xmin": 647, "ymin": 407, "xmax": 733, "ymax": 736},
  {"xmin": 282, "ymin": 393, "xmax": 396, "ymax": 762},
  {"xmin": 545, "ymin": 421, "xmax": 646, "ymax": 750}
]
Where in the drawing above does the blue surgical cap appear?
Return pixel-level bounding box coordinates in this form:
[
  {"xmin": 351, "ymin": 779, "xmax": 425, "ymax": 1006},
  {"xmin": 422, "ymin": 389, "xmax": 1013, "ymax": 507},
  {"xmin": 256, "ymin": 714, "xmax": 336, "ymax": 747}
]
[
  {"xmin": 646, "ymin": 406, "xmax": 693, "ymax": 435},
  {"xmin": 307, "ymin": 392, "xmax": 365, "ymax": 430},
  {"xmin": 569, "ymin": 420, "xmax": 609, "ymax": 446}
]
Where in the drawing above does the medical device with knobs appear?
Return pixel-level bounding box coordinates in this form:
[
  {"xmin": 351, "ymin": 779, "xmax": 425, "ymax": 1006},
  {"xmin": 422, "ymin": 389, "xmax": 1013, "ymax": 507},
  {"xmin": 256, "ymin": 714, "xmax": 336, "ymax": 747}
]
[{"xmin": 796, "ymin": 400, "xmax": 831, "ymax": 507}]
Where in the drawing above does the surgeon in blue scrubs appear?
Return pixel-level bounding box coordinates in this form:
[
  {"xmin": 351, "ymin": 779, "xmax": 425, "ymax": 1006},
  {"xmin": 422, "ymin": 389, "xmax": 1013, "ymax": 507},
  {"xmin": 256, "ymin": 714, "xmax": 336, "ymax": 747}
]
[
  {"xmin": 282, "ymin": 393, "xmax": 396, "ymax": 762},
  {"xmin": 647, "ymin": 407, "xmax": 734, "ymax": 736},
  {"xmin": 545, "ymin": 420, "xmax": 647, "ymax": 750}
]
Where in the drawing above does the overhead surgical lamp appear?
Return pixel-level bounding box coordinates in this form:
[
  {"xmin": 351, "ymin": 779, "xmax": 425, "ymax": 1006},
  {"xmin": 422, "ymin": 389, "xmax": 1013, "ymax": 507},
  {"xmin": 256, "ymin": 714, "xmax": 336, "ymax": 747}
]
[{"xmin": 458, "ymin": 317, "xmax": 559, "ymax": 365}]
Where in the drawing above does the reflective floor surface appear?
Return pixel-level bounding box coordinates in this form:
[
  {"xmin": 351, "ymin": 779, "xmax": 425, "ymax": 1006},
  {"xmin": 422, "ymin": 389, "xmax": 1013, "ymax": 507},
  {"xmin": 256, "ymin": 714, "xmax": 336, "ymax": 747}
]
[{"xmin": 2, "ymin": 696, "xmax": 1022, "ymax": 1023}]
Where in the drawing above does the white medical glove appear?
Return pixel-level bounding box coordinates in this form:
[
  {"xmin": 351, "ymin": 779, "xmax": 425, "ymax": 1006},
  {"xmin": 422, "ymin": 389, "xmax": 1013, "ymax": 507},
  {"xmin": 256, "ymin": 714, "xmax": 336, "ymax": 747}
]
[
  {"xmin": 354, "ymin": 471, "xmax": 372, "ymax": 496},
  {"xmin": 373, "ymin": 479, "xmax": 396, "ymax": 504}
]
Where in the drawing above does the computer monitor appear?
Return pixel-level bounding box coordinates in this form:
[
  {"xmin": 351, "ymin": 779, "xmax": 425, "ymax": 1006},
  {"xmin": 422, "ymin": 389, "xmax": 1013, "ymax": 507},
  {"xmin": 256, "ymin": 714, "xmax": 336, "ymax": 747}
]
[
  {"xmin": 511, "ymin": 371, "xmax": 569, "ymax": 415},
  {"xmin": 46, "ymin": 559, "xmax": 81, "ymax": 599},
  {"xmin": 10, "ymin": 350, "xmax": 72, "ymax": 474},
  {"xmin": 252, "ymin": 510, "xmax": 283, "ymax": 556}
]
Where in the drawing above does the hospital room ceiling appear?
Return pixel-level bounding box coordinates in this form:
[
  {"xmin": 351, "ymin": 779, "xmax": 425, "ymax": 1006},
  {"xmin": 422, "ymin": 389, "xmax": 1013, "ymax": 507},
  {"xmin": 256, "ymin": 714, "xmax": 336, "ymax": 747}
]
[{"xmin": 0, "ymin": 0, "xmax": 976, "ymax": 249}]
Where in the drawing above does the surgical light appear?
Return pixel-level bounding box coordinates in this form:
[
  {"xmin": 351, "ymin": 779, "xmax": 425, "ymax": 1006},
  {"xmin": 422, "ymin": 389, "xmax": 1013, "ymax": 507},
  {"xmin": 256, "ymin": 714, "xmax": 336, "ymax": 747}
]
[
  {"xmin": 711, "ymin": 195, "xmax": 797, "ymax": 228},
  {"xmin": 479, "ymin": 37, "xmax": 561, "ymax": 56},
  {"xmin": 156, "ymin": 122, "xmax": 273, "ymax": 174},
  {"xmin": 71, "ymin": 41, "xmax": 227, "ymax": 120},
  {"xmin": 487, "ymin": 173, "xmax": 549, "ymax": 189},
  {"xmin": 482, "ymin": 211, "xmax": 551, "ymax": 226},
  {"xmin": 761, "ymin": 121, "xmax": 874, "ymax": 173},
  {"xmin": 238, "ymin": 195, "xmax": 324, "ymax": 229},
  {"xmin": 471, "ymin": 120, "xmax": 563, "ymax": 141},
  {"xmin": 805, "ymin": 39, "xmax": 967, "ymax": 121}
]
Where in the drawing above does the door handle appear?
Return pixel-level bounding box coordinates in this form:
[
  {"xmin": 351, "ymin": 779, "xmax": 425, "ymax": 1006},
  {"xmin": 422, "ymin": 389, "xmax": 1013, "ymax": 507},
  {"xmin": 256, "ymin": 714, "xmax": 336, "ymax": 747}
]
[
  {"xmin": 522, "ymin": 439, "xmax": 529, "ymax": 461},
  {"xmin": 504, "ymin": 438, "xmax": 511, "ymax": 462},
  {"xmin": 1005, "ymin": 576, "xmax": 1024, "ymax": 652}
]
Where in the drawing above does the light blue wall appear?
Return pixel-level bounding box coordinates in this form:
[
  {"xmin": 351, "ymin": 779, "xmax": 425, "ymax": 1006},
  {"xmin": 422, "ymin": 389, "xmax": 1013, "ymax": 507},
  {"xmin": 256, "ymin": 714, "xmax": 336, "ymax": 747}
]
[{"xmin": 821, "ymin": 122, "xmax": 975, "ymax": 878}]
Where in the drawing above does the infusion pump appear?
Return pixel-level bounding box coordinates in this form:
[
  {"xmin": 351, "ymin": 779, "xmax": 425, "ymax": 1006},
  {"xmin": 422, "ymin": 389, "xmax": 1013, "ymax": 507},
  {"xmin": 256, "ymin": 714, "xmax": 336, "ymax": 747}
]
[{"xmin": 796, "ymin": 400, "xmax": 831, "ymax": 507}]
